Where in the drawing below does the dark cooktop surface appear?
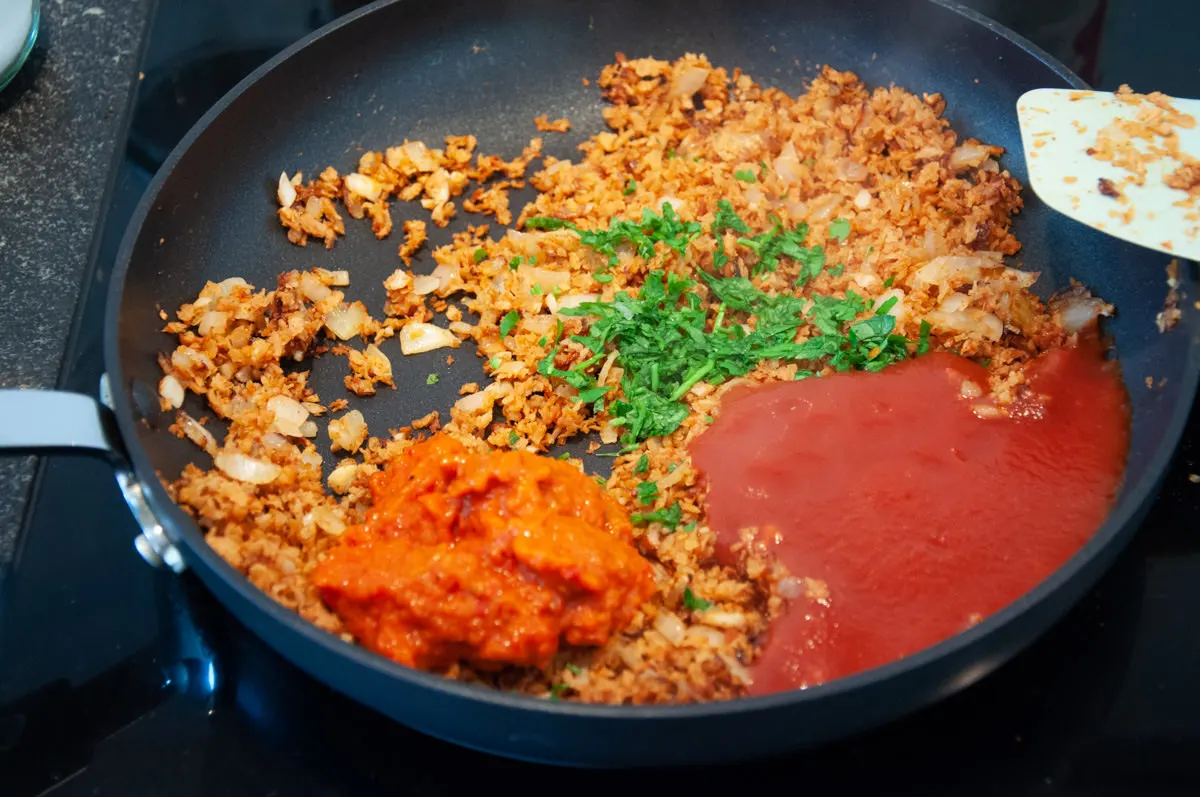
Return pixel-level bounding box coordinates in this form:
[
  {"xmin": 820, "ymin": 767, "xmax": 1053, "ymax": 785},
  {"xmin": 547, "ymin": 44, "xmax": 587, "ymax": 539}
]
[{"xmin": 2, "ymin": 1, "xmax": 1198, "ymax": 794}]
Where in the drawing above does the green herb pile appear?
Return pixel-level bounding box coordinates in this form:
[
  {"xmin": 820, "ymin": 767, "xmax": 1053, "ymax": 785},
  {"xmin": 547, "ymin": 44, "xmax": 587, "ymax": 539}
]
[{"xmin": 528, "ymin": 202, "xmax": 929, "ymax": 447}]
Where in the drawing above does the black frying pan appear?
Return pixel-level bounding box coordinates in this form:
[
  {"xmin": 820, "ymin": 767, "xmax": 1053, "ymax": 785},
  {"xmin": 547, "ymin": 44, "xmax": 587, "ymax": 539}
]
[{"xmin": 3, "ymin": 0, "xmax": 1197, "ymax": 768}]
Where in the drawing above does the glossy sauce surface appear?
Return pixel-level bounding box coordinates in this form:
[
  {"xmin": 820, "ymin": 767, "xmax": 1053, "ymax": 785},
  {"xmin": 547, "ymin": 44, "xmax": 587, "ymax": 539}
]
[{"xmin": 692, "ymin": 345, "xmax": 1129, "ymax": 695}]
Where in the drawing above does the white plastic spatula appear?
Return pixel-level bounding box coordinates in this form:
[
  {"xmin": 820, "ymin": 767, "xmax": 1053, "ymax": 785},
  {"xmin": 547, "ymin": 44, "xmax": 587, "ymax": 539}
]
[{"xmin": 1016, "ymin": 88, "xmax": 1200, "ymax": 261}]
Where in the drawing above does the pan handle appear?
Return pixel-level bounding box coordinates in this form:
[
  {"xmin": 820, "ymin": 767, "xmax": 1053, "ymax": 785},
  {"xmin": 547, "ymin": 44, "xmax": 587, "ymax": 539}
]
[
  {"xmin": 0, "ymin": 389, "xmax": 125, "ymax": 459},
  {"xmin": 0, "ymin": 382, "xmax": 187, "ymax": 573}
]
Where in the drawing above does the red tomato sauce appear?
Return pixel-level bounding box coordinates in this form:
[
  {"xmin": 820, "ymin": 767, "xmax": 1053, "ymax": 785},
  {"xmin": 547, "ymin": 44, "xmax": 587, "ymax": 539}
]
[{"xmin": 691, "ymin": 342, "xmax": 1129, "ymax": 696}]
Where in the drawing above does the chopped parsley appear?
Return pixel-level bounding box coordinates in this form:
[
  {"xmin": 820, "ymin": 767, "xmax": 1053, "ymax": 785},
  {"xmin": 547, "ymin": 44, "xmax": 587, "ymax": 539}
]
[
  {"xmin": 594, "ymin": 273, "xmax": 614, "ymax": 284},
  {"xmin": 537, "ymin": 335, "xmax": 548, "ymax": 347},
  {"xmin": 828, "ymin": 263, "xmax": 845, "ymax": 277},
  {"xmin": 508, "ymin": 430, "xmax": 519, "ymax": 445},
  {"xmin": 575, "ymin": 385, "xmax": 610, "ymax": 404},
  {"xmin": 473, "ymin": 247, "xmax": 487, "ymax": 263},
  {"xmin": 531, "ymin": 285, "xmax": 543, "ymax": 295},
  {"xmin": 734, "ymin": 169, "xmax": 757, "ymax": 183},
  {"xmin": 631, "ymin": 501, "xmax": 682, "ymax": 530},
  {"xmin": 593, "ymin": 475, "xmax": 607, "ymax": 487},
  {"xmin": 488, "ymin": 355, "xmax": 502, "ymax": 370},
  {"xmin": 565, "ymin": 663, "xmax": 584, "ymax": 676},
  {"xmin": 724, "ymin": 215, "xmax": 822, "ymax": 276},
  {"xmin": 682, "ymin": 520, "xmax": 697, "ymax": 533},
  {"xmin": 633, "ymin": 454, "xmax": 649, "ymax": 474},
  {"xmin": 624, "ymin": 179, "xmax": 637, "ymax": 196},
  {"xmin": 548, "ymin": 683, "xmax": 568, "ymax": 701},
  {"xmin": 499, "ymin": 310, "xmax": 519, "ymax": 337},
  {"xmin": 758, "ymin": 160, "xmax": 769, "ymax": 180},
  {"xmin": 917, "ymin": 319, "xmax": 932, "ymax": 355},
  {"xmin": 635, "ymin": 480, "xmax": 659, "ymax": 505},
  {"xmin": 425, "ymin": 373, "xmax": 439, "ymax": 385},
  {"xmin": 712, "ymin": 200, "xmax": 750, "ymax": 235},
  {"xmin": 527, "ymin": 203, "xmax": 702, "ymax": 269},
  {"xmin": 882, "ymin": 275, "xmax": 895, "ymax": 289},
  {"xmin": 535, "ymin": 217, "xmax": 923, "ymax": 445},
  {"xmin": 509, "ymin": 256, "xmax": 522, "ymax": 270},
  {"xmin": 557, "ymin": 452, "xmax": 572, "ymax": 460},
  {"xmin": 665, "ymin": 148, "xmax": 676, "ymax": 159},
  {"xmin": 875, "ymin": 295, "xmax": 899, "ymax": 316},
  {"xmin": 828, "ymin": 218, "xmax": 851, "ymax": 242},
  {"xmin": 682, "ymin": 587, "xmax": 711, "ymax": 611}
]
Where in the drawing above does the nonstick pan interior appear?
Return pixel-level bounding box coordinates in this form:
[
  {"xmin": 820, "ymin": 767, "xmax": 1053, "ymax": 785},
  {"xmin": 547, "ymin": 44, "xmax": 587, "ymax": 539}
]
[{"xmin": 106, "ymin": 0, "xmax": 1199, "ymax": 766}]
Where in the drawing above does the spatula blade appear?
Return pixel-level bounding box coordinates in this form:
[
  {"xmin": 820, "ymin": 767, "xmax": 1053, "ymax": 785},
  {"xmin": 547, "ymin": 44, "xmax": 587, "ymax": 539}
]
[{"xmin": 1016, "ymin": 88, "xmax": 1200, "ymax": 261}]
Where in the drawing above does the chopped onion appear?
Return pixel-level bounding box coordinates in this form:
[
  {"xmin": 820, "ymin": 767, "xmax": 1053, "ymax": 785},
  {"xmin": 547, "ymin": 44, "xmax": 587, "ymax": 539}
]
[
  {"xmin": 261, "ymin": 432, "xmax": 288, "ymax": 450},
  {"xmin": 328, "ymin": 462, "xmax": 358, "ymax": 494},
  {"xmin": 363, "ymin": 343, "xmax": 392, "ymax": 381},
  {"xmin": 778, "ymin": 576, "xmax": 803, "ymax": 599},
  {"xmin": 960, "ymin": 380, "xmax": 984, "ymax": 399},
  {"xmin": 519, "ymin": 265, "xmax": 571, "ymax": 294},
  {"xmin": 321, "ymin": 269, "xmax": 350, "ymax": 286},
  {"xmin": 217, "ymin": 277, "xmax": 248, "ymax": 295},
  {"xmin": 927, "ymin": 308, "xmax": 1004, "ymax": 341},
  {"xmin": 267, "ymin": 395, "xmax": 310, "ymax": 437},
  {"xmin": 1049, "ymin": 287, "xmax": 1114, "ymax": 334},
  {"xmin": 455, "ymin": 391, "xmax": 491, "ymax": 413},
  {"xmin": 431, "ymin": 263, "xmax": 459, "ymax": 293},
  {"xmin": 671, "ymin": 66, "xmax": 710, "ymax": 99},
  {"xmin": 495, "ymin": 361, "xmax": 526, "ymax": 377},
  {"xmin": 383, "ymin": 269, "xmax": 411, "ymax": 291},
  {"xmin": 657, "ymin": 196, "xmax": 684, "ymax": 213},
  {"xmin": 304, "ymin": 195, "xmax": 322, "ymax": 218},
  {"xmin": 719, "ymin": 653, "xmax": 753, "ymax": 685},
  {"xmin": 614, "ymin": 644, "xmax": 643, "ymax": 669},
  {"xmin": 215, "ymin": 452, "xmax": 281, "ymax": 484},
  {"xmin": 656, "ymin": 465, "xmax": 687, "ymax": 491},
  {"xmin": 972, "ymin": 403, "xmax": 1004, "ymax": 420},
  {"xmin": 686, "ymin": 626, "xmax": 726, "ymax": 647},
  {"xmin": 171, "ymin": 346, "xmax": 214, "ymax": 374},
  {"xmin": 522, "ymin": 315, "xmax": 555, "ymax": 334},
  {"xmin": 949, "ymin": 142, "xmax": 991, "ymax": 172},
  {"xmin": 854, "ymin": 188, "xmax": 871, "ymax": 209},
  {"xmin": 277, "ymin": 172, "xmax": 296, "ymax": 207},
  {"xmin": 412, "ymin": 275, "xmax": 439, "ymax": 295},
  {"xmin": 653, "ymin": 611, "xmax": 686, "ymax": 644},
  {"xmin": 325, "ymin": 303, "xmax": 367, "ymax": 341},
  {"xmin": 311, "ymin": 505, "xmax": 346, "ymax": 536},
  {"xmin": 699, "ymin": 611, "xmax": 747, "ymax": 629},
  {"xmin": 399, "ymin": 322, "xmax": 459, "ymax": 354},
  {"xmin": 329, "ymin": 409, "xmax": 368, "ymax": 453},
  {"xmin": 597, "ymin": 350, "xmax": 619, "ymax": 385},
  {"xmin": 938, "ymin": 292, "xmax": 970, "ymax": 313},
  {"xmin": 599, "ymin": 421, "xmax": 618, "ymax": 444},
  {"xmin": 556, "ymin": 293, "xmax": 599, "ymax": 311},
  {"xmin": 744, "ymin": 186, "xmax": 765, "ymax": 207},
  {"xmin": 913, "ymin": 255, "xmax": 1002, "ymax": 290},
  {"xmin": 300, "ymin": 447, "xmax": 323, "ymax": 468},
  {"xmin": 178, "ymin": 412, "xmax": 216, "ymax": 454},
  {"xmin": 835, "ymin": 158, "xmax": 868, "ymax": 182},
  {"xmin": 506, "ymin": 229, "xmax": 544, "ymax": 258},
  {"xmin": 773, "ymin": 141, "xmax": 803, "ymax": 185},
  {"xmin": 159, "ymin": 375, "xmax": 184, "ymax": 409},
  {"xmin": 344, "ymin": 172, "xmax": 382, "ymax": 201},
  {"xmin": 299, "ymin": 420, "xmax": 318, "ymax": 438},
  {"xmin": 298, "ymin": 272, "xmax": 332, "ymax": 302}
]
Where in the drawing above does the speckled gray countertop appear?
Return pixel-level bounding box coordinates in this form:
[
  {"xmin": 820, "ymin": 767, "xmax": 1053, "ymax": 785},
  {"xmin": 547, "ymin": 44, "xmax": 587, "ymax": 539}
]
[{"xmin": 0, "ymin": 0, "xmax": 153, "ymax": 562}]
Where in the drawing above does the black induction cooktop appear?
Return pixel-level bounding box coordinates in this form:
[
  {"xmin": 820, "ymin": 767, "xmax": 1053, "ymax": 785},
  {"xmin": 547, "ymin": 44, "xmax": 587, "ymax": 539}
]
[{"xmin": 2, "ymin": 1, "xmax": 1199, "ymax": 794}]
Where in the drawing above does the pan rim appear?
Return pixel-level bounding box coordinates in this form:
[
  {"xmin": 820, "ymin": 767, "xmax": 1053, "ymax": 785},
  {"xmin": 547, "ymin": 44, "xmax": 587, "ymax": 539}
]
[{"xmin": 104, "ymin": 0, "xmax": 1200, "ymax": 725}]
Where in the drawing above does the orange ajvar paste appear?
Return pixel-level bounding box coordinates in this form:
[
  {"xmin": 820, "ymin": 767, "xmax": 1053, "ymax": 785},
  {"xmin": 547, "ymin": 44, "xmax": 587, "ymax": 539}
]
[{"xmin": 312, "ymin": 434, "xmax": 655, "ymax": 671}]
